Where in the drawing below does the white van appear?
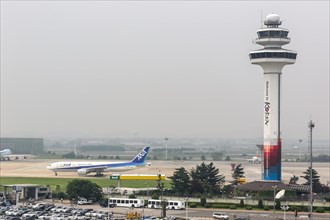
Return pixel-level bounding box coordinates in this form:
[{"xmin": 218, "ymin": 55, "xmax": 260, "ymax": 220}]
[{"xmin": 212, "ymin": 212, "xmax": 229, "ymax": 219}]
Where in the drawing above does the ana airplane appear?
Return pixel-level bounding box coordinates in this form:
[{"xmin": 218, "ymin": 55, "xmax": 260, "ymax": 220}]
[
  {"xmin": 47, "ymin": 146, "xmax": 150, "ymax": 176},
  {"xmin": 0, "ymin": 149, "xmax": 12, "ymax": 160}
]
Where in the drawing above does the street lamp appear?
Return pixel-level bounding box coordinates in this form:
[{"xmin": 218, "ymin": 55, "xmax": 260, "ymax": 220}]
[
  {"xmin": 281, "ymin": 202, "xmax": 290, "ymax": 220},
  {"xmin": 145, "ymin": 183, "xmax": 150, "ymax": 200},
  {"xmin": 185, "ymin": 197, "xmax": 189, "ymax": 220},
  {"xmin": 107, "ymin": 187, "xmax": 110, "ymax": 220},
  {"xmin": 165, "ymin": 137, "xmax": 168, "ymax": 160},
  {"xmin": 298, "ymin": 139, "xmax": 303, "ymax": 162},
  {"xmin": 308, "ymin": 120, "xmax": 315, "ymax": 220},
  {"xmin": 272, "ymin": 185, "xmax": 277, "ymax": 213}
]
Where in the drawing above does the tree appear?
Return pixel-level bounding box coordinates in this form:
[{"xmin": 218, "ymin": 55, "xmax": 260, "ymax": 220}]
[
  {"xmin": 190, "ymin": 162, "xmax": 225, "ymax": 195},
  {"xmin": 62, "ymin": 152, "xmax": 76, "ymax": 159},
  {"xmin": 300, "ymin": 167, "xmax": 322, "ymax": 192},
  {"xmin": 301, "ymin": 167, "xmax": 321, "ymax": 185},
  {"xmin": 206, "ymin": 162, "xmax": 225, "ymax": 194},
  {"xmin": 231, "ymin": 164, "xmax": 245, "ymax": 185},
  {"xmin": 201, "ymin": 155, "xmax": 206, "ymax": 161},
  {"xmin": 66, "ymin": 179, "xmax": 102, "ymax": 201},
  {"xmin": 211, "ymin": 152, "xmax": 223, "ymax": 161},
  {"xmin": 169, "ymin": 167, "xmax": 190, "ymax": 196},
  {"xmin": 289, "ymin": 175, "xmax": 299, "ymax": 184}
]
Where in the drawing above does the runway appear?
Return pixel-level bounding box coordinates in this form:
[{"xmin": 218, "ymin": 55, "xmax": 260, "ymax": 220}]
[{"xmin": 0, "ymin": 159, "xmax": 329, "ymax": 184}]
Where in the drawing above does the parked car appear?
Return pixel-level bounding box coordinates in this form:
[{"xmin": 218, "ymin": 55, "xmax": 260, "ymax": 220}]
[
  {"xmin": 99, "ymin": 200, "xmax": 116, "ymax": 208},
  {"xmin": 212, "ymin": 212, "xmax": 229, "ymax": 220},
  {"xmin": 77, "ymin": 198, "xmax": 92, "ymax": 205}
]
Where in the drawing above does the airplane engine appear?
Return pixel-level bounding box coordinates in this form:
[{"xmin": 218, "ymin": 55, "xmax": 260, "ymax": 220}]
[{"xmin": 77, "ymin": 169, "xmax": 90, "ymax": 175}]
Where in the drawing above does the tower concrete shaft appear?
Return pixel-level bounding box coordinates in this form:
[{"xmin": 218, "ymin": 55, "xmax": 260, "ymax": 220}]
[{"xmin": 249, "ymin": 14, "xmax": 297, "ymax": 181}]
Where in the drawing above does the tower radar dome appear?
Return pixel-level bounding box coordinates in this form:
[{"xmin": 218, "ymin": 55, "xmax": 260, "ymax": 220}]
[{"xmin": 264, "ymin": 14, "xmax": 282, "ymax": 26}]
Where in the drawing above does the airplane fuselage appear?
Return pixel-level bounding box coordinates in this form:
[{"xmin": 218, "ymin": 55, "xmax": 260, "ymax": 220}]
[{"xmin": 47, "ymin": 161, "xmax": 144, "ymax": 173}]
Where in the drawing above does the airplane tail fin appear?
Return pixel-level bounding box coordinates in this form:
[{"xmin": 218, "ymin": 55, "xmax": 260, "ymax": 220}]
[{"xmin": 131, "ymin": 146, "xmax": 150, "ymax": 164}]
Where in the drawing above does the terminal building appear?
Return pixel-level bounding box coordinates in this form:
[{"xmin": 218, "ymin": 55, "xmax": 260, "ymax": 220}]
[
  {"xmin": 0, "ymin": 138, "xmax": 44, "ymax": 154},
  {"xmin": 1, "ymin": 184, "xmax": 51, "ymax": 202}
]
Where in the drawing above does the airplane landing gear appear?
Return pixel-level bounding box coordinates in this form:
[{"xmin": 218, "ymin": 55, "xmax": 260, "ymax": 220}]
[{"xmin": 95, "ymin": 172, "xmax": 104, "ymax": 177}]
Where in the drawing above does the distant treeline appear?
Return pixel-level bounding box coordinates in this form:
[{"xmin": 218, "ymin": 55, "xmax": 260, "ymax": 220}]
[
  {"xmin": 79, "ymin": 145, "xmax": 125, "ymax": 152},
  {"xmin": 62, "ymin": 152, "xmax": 121, "ymax": 160},
  {"xmin": 312, "ymin": 154, "xmax": 330, "ymax": 162},
  {"xmin": 153, "ymin": 148, "xmax": 196, "ymax": 153}
]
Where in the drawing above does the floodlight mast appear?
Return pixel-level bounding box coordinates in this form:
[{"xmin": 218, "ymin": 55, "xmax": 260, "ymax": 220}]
[
  {"xmin": 308, "ymin": 120, "xmax": 315, "ymax": 220},
  {"xmin": 249, "ymin": 14, "xmax": 297, "ymax": 181}
]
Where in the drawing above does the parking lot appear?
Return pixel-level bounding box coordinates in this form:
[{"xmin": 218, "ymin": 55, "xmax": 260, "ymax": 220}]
[
  {"xmin": 0, "ymin": 201, "xmax": 125, "ymax": 220},
  {"xmin": 0, "ymin": 200, "xmax": 185, "ymax": 220}
]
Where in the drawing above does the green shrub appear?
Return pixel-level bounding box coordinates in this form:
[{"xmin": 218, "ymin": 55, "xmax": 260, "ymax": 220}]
[
  {"xmin": 239, "ymin": 199, "xmax": 244, "ymax": 208},
  {"xmin": 128, "ymin": 194, "xmax": 136, "ymax": 198},
  {"xmin": 290, "ymin": 206, "xmax": 302, "ymax": 212},
  {"xmin": 302, "ymin": 206, "xmax": 308, "ymax": 212},
  {"xmin": 315, "ymin": 207, "xmax": 325, "ymax": 213},
  {"xmin": 204, "ymin": 203, "xmax": 212, "ymax": 208},
  {"xmin": 258, "ymin": 199, "xmax": 264, "ymax": 209},
  {"xmin": 264, "ymin": 205, "xmax": 269, "ymax": 211},
  {"xmin": 151, "ymin": 194, "xmax": 159, "ymax": 200},
  {"xmin": 212, "ymin": 204, "xmax": 230, "ymax": 209},
  {"xmin": 189, "ymin": 203, "xmax": 197, "ymax": 208},
  {"xmin": 275, "ymin": 199, "xmax": 281, "ymax": 210},
  {"xmin": 200, "ymin": 197, "xmax": 206, "ymax": 206},
  {"xmin": 53, "ymin": 191, "xmax": 67, "ymax": 199},
  {"xmin": 246, "ymin": 206, "xmax": 253, "ymax": 210},
  {"xmin": 229, "ymin": 205, "xmax": 237, "ymax": 209}
]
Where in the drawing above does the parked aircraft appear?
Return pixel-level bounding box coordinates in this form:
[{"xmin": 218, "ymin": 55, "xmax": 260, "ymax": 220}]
[
  {"xmin": 0, "ymin": 149, "xmax": 12, "ymax": 160},
  {"xmin": 247, "ymin": 150, "xmax": 261, "ymax": 164},
  {"xmin": 47, "ymin": 146, "xmax": 150, "ymax": 176}
]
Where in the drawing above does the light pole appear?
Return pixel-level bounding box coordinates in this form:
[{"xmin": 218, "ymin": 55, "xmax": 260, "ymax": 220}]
[
  {"xmin": 308, "ymin": 120, "xmax": 315, "ymax": 220},
  {"xmin": 145, "ymin": 182, "xmax": 150, "ymax": 200},
  {"xmin": 107, "ymin": 187, "xmax": 110, "ymax": 220},
  {"xmin": 185, "ymin": 197, "xmax": 189, "ymax": 220},
  {"xmin": 272, "ymin": 185, "xmax": 277, "ymax": 213},
  {"xmin": 299, "ymin": 139, "xmax": 303, "ymax": 162},
  {"xmin": 164, "ymin": 138, "xmax": 168, "ymax": 160},
  {"xmin": 281, "ymin": 202, "xmax": 290, "ymax": 220}
]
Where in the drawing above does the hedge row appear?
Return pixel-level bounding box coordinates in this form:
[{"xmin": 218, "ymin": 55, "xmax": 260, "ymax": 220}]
[{"xmin": 188, "ymin": 202, "xmax": 329, "ymax": 213}]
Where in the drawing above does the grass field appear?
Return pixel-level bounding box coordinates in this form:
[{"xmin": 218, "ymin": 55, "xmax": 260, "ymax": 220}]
[{"xmin": 0, "ymin": 177, "xmax": 170, "ymax": 191}]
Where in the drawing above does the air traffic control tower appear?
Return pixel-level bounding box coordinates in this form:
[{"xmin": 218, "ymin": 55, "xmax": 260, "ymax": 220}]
[{"xmin": 249, "ymin": 14, "xmax": 297, "ymax": 181}]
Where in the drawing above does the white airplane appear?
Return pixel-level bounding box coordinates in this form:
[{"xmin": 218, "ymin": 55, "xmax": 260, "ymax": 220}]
[
  {"xmin": 47, "ymin": 146, "xmax": 151, "ymax": 176},
  {"xmin": 247, "ymin": 150, "xmax": 261, "ymax": 164},
  {"xmin": 0, "ymin": 149, "xmax": 12, "ymax": 160}
]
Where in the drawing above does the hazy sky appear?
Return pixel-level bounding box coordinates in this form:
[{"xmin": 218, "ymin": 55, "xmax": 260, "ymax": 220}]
[{"xmin": 1, "ymin": 1, "xmax": 329, "ymax": 140}]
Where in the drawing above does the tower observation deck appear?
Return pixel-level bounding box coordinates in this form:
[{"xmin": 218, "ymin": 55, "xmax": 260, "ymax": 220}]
[{"xmin": 249, "ymin": 14, "xmax": 297, "ymax": 181}]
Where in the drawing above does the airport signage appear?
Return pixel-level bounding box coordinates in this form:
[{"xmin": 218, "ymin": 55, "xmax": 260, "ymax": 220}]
[
  {"xmin": 13, "ymin": 185, "xmax": 22, "ymax": 192},
  {"xmin": 110, "ymin": 175, "xmax": 120, "ymax": 180}
]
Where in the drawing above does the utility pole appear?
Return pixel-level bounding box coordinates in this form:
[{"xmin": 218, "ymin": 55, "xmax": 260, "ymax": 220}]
[
  {"xmin": 272, "ymin": 185, "xmax": 277, "ymax": 213},
  {"xmin": 185, "ymin": 197, "xmax": 189, "ymax": 220},
  {"xmin": 308, "ymin": 120, "xmax": 315, "ymax": 220},
  {"xmin": 298, "ymin": 139, "xmax": 303, "ymax": 162},
  {"xmin": 281, "ymin": 202, "xmax": 290, "ymax": 220},
  {"xmin": 107, "ymin": 187, "xmax": 110, "ymax": 220},
  {"xmin": 165, "ymin": 137, "xmax": 168, "ymax": 160}
]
